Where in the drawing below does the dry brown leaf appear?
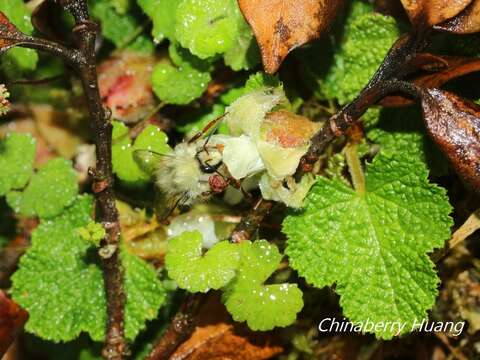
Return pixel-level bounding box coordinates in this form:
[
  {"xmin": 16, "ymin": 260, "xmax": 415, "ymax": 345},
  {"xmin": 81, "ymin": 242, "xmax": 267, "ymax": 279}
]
[
  {"xmin": 436, "ymin": 0, "xmax": 480, "ymax": 33},
  {"xmin": 0, "ymin": 290, "xmax": 28, "ymax": 358},
  {"xmin": 171, "ymin": 294, "xmax": 283, "ymax": 360},
  {"xmin": 420, "ymin": 88, "xmax": 480, "ymax": 190},
  {"xmin": 0, "ymin": 12, "xmax": 19, "ymax": 50},
  {"xmin": 238, "ymin": 0, "xmax": 343, "ymax": 74},
  {"xmin": 400, "ymin": 0, "xmax": 472, "ymax": 27}
]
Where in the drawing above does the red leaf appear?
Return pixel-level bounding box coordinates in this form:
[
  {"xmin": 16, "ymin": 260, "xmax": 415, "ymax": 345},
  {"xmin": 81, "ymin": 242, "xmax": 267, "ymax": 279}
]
[
  {"xmin": 238, "ymin": 0, "xmax": 343, "ymax": 74},
  {"xmin": 0, "ymin": 290, "xmax": 28, "ymax": 357},
  {"xmin": 420, "ymin": 88, "xmax": 480, "ymax": 190},
  {"xmin": 0, "ymin": 11, "xmax": 28, "ymax": 52}
]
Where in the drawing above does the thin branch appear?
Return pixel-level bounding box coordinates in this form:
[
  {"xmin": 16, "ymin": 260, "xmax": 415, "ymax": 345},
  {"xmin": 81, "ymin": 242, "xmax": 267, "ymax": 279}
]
[
  {"xmin": 71, "ymin": 18, "xmax": 126, "ymax": 360},
  {"xmin": 0, "ymin": 2, "xmax": 127, "ymax": 358},
  {"xmin": 145, "ymin": 293, "xmax": 205, "ymax": 360},
  {"xmin": 229, "ymin": 199, "xmax": 274, "ymax": 243},
  {"xmin": 296, "ymin": 30, "xmax": 430, "ymax": 179}
]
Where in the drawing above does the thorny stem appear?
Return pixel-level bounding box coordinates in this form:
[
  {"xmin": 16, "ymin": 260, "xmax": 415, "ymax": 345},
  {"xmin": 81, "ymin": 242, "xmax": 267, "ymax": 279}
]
[{"xmin": 0, "ymin": 1, "xmax": 126, "ymax": 358}]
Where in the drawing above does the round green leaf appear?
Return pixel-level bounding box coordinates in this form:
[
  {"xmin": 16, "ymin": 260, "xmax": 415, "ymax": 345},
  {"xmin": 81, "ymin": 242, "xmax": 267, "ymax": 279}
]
[
  {"xmin": 165, "ymin": 231, "xmax": 240, "ymax": 292},
  {"xmin": 7, "ymin": 158, "xmax": 78, "ymax": 218},
  {"xmin": 222, "ymin": 240, "xmax": 303, "ymax": 331}
]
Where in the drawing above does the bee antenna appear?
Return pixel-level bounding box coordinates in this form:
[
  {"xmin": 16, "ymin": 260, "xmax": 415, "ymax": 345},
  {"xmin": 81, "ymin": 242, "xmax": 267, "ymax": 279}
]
[{"xmin": 188, "ymin": 112, "xmax": 228, "ymax": 144}]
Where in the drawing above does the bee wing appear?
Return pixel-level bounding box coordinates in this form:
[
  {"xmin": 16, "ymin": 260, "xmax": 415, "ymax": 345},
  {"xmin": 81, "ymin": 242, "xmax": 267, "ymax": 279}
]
[
  {"xmin": 155, "ymin": 191, "xmax": 190, "ymax": 223},
  {"xmin": 133, "ymin": 149, "xmax": 168, "ymax": 177}
]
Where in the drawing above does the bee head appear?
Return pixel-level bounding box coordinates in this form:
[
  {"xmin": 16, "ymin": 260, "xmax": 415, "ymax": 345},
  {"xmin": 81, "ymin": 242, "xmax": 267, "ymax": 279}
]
[{"xmin": 195, "ymin": 147, "xmax": 223, "ymax": 174}]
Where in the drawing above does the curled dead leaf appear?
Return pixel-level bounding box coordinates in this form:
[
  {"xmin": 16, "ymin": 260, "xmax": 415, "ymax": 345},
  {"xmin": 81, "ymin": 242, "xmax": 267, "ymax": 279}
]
[
  {"xmin": 238, "ymin": 0, "xmax": 343, "ymax": 74},
  {"xmin": 400, "ymin": 0, "xmax": 472, "ymax": 27},
  {"xmin": 436, "ymin": 0, "xmax": 480, "ymax": 33},
  {"xmin": 420, "ymin": 88, "xmax": 480, "ymax": 190},
  {"xmin": 0, "ymin": 290, "xmax": 28, "ymax": 358}
]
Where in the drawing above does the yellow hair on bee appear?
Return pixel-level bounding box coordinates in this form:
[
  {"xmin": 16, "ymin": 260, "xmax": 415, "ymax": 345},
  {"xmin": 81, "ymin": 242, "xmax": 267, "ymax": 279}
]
[{"xmin": 155, "ymin": 142, "xmax": 210, "ymax": 204}]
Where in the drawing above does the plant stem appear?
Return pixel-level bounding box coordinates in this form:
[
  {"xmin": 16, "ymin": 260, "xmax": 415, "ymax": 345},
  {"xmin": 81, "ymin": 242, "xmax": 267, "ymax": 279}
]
[
  {"xmin": 145, "ymin": 293, "xmax": 205, "ymax": 360},
  {"xmin": 449, "ymin": 209, "xmax": 480, "ymax": 250},
  {"xmin": 72, "ymin": 18, "xmax": 126, "ymax": 360},
  {"xmin": 345, "ymin": 142, "xmax": 365, "ymax": 193},
  {"xmin": 0, "ymin": 1, "xmax": 127, "ymax": 357},
  {"xmin": 229, "ymin": 199, "xmax": 274, "ymax": 243},
  {"xmin": 296, "ymin": 30, "xmax": 429, "ymax": 179}
]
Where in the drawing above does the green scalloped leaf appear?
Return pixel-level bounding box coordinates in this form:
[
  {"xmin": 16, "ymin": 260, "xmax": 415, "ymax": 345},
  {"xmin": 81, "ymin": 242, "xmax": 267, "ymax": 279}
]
[
  {"xmin": 176, "ymin": 104, "xmax": 226, "ymax": 136},
  {"xmin": 11, "ymin": 195, "xmax": 166, "ymax": 342},
  {"xmin": 122, "ymin": 244, "xmax": 167, "ymax": 339},
  {"xmin": 299, "ymin": 2, "xmax": 400, "ymax": 105},
  {"xmin": 7, "ymin": 158, "xmax": 78, "ymax": 219},
  {"xmin": 0, "ymin": 133, "xmax": 36, "ymax": 196},
  {"xmin": 168, "ymin": 42, "xmax": 213, "ymax": 72},
  {"xmin": 152, "ymin": 62, "xmax": 211, "ymax": 105},
  {"xmin": 283, "ymin": 152, "xmax": 453, "ymax": 339},
  {"xmin": 364, "ymin": 106, "xmax": 449, "ymax": 176},
  {"xmin": 90, "ymin": 0, "xmax": 153, "ymax": 53},
  {"xmin": 137, "ymin": 0, "xmax": 180, "ymax": 43},
  {"xmin": 222, "ymin": 6, "xmax": 260, "ymax": 71},
  {"xmin": 78, "ymin": 222, "xmax": 106, "ymax": 247},
  {"xmin": 112, "ymin": 122, "xmax": 171, "ymax": 185},
  {"xmin": 165, "ymin": 231, "xmax": 240, "ymax": 292},
  {"xmin": 11, "ymin": 195, "xmax": 106, "ymax": 342},
  {"xmin": 222, "ymin": 240, "xmax": 303, "ymax": 331},
  {"xmin": 0, "ymin": 0, "xmax": 38, "ymax": 75},
  {"xmin": 175, "ymin": 0, "xmax": 240, "ymax": 59}
]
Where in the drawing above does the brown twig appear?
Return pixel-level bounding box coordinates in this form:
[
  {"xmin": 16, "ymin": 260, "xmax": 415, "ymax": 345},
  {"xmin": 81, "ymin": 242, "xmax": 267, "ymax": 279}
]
[
  {"xmin": 0, "ymin": 1, "xmax": 126, "ymax": 358},
  {"xmin": 229, "ymin": 198, "xmax": 274, "ymax": 243},
  {"xmin": 296, "ymin": 30, "xmax": 430, "ymax": 179},
  {"xmin": 145, "ymin": 293, "xmax": 205, "ymax": 360}
]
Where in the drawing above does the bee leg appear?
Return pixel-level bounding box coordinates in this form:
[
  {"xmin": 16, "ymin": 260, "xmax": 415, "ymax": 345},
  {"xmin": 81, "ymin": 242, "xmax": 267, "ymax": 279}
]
[{"xmin": 240, "ymin": 186, "xmax": 253, "ymax": 199}]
